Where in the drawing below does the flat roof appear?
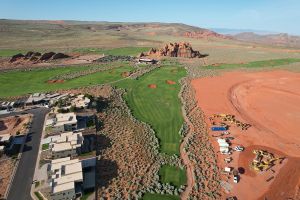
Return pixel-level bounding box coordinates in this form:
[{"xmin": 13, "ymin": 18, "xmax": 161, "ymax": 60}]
[
  {"xmin": 51, "ymin": 157, "xmax": 83, "ymax": 194},
  {"xmin": 51, "ymin": 158, "xmax": 79, "ymax": 171},
  {"xmin": 65, "ymin": 162, "xmax": 82, "ymax": 175},
  {"xmin": 53, "ymin": 181, "xmax": 74, "ymax": 193},
  {"xmin": 50, "ymin": 132, "xmax": 83, "ymax": 150},
  {"xmin": 52, "ymin": 142, "xmax": 73, "ymax": 152},
  {"xmin": 55, "ymin": 112, "xmax": 77, "ymax": 127},
  {"xmin": 51, "ymin": 157, "xmax": 70, "ymax": 164}
]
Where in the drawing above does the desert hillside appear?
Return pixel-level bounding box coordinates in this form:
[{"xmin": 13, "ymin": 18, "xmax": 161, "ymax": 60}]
[{"xmin": 233, "ymin": 32, "xmax": 300, "ymax": 48}]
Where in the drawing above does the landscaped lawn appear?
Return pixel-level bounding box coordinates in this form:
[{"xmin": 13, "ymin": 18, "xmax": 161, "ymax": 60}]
[
  {"xmin": 142, "ymin": 193, "xmax": 180, "ymax": 200},
  {"xmin": 0, "ymin": 65, "xmax": 134, "ymax": 97},
  {"xmin": 159, "ymin": 165, "xmax": 186, "ymax": 188},
  {"xmin": 42, "ymin": 143, "xmax": 49, "ymax": 150},
  {"xmin": 115, "ymin": 65, "xmax": 186, "ymax": 155},
  {"xmin": 0, "ymin": 49, "xmax": 25, "ymax": 57},
  {"xmin": 73, "ymin": 47, "xmax": 150, "ymax": 56},
  {"xmin": 204, "ymin": 58, "xmax": 300, "ymax": 69}
]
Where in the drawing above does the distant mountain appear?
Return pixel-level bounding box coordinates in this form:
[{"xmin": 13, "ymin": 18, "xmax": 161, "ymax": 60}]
[
  {"xmin": 233, "ymin": 32, "xmax": 300, "ymax": 48},
  {"xmin": 0, "ymin": 19, "xmax": 230, "ymax": 49},
  {"xmin": 211, "ymin": 28, "xmax": 278, "ymax": 35}
]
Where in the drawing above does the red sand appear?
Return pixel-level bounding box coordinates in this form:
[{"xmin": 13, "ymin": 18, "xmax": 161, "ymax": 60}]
[
  {"xmin": 148, "ymin": 84, "xmax": 157, "ymax": 89},
  {"xmin": 166, "ymin": 80, "xmax": 176, "ymax": 85},
  {"xmin": 191, "ymin": 70, "xmax": 300, "ymax": 200},
  {"xmin": 47, "ymin": 79, "xmax": 65, "ymax": 84}
]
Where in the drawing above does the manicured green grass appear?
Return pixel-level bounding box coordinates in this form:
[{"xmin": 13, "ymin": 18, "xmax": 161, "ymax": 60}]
[
  {"xmin": 115, "ymin": 66, "xmax": 186, "ymax": 155},
  {"xmin": 204, "ymin": 58, "xmax": 300, "ymax": 69},
  {"xmin": 80, "ymin": 191, "xmax": 94, "ymax": 200},
  {"xmin": 42, "ymin": 143, "xmax": 49, "ymax": 150},
  {"xmin": 159, "ymin": 165, "xmax": 186, "ymax": 187},
  {"xmin": 0, "ymin": 65, "xmax": 134, "ymax": 97},
  {"xmin": 73, "ymin": 47, "xmax": 150, "ymax": 56},
  {"xmin": 142, "ymin": 193, "xmax": 180, "ymax": 200},
  {"xmin": 0, "ymin": 49, "xmax": 25, "ymax": 57}
]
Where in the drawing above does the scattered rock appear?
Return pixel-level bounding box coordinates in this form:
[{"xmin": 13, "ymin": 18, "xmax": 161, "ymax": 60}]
[
  {"xmin": 140, "ymin": 42, "xmax": 208, "ymax": 58},
  {"xmin": 93, "ymin": 55, "xmax": 134, "ymax": 63},
  {"xmin": 9, "ymin": 53, "xmax": 24, "ymax": 62}
]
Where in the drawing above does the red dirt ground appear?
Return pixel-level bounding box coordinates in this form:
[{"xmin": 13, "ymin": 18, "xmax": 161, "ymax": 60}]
[
  {"xmin": 148, "ymin": 84, "xmax": 157, "ymax": 89},
  {"xmin": 191, "ymin": 70, "xmax": 300, "ymax": 200}
]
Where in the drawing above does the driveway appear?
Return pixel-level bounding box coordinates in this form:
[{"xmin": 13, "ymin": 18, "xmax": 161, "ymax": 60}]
[{"xmin": 7, "ymin": 107, "xmax": 49, "ymax": 200}]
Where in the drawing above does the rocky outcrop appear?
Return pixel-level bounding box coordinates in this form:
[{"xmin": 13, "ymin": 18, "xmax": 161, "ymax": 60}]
[
  {"xmin": 184, "ymin": 31, "xmax": 230, "ymax": 39},
  {"xmin": 9, "ymin": 51, "xmax": 70, "ymax": 63},
  {"xmin": 52, "ymin": 53, "xmax": 70, "ymax": 60},
  {"xmin": 140, "ymin": 42, "xmax": 208, "ymax": 58},
  {"xmin": 9, "ymin": 53, "xmax": 24, "ymax": 62},
  {"xmin": 40, "ymin": 52, "xmax": 56, "ymax": 61},
  {"xmin": 24, "ymin": 51, "xmax": 41, "ymax": 59}
]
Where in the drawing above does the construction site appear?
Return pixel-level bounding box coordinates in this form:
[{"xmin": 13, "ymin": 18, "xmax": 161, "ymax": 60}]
[{"xmin": 192, "ymin": 70, "xmax": 300, "ymax": 200}]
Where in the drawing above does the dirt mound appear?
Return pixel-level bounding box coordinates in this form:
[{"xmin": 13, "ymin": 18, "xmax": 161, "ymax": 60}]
[
  {"xmin": 148, "ymin": 84, "xmax": 157, "ymax": 88},
  {"xmin": 184, "ymin": 31, "xmax": 231, "ymax": 39},
  {"xmin": 140, "ymin": 42, "xmax": 208, "ymax": 58},
  {"xmin": 47, "ymin": 79, "xmax": 65, "ymax": 84},
  {"xmin": 0, "ymin": 114, "xmax": 32, "ymax": 136},
  {"xmin": 166, "ymin": 80, "xmax": 176, "ymax": 84}
]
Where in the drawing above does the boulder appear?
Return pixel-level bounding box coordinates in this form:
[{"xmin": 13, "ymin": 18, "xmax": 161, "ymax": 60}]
[
  {"xmin": 24, "ymin": 51, "xmax": 34, "ymax": 58},
  {"xmin": 40, "ymin": 52, "xmax": 55, "ymax": 61},
  {"xmin": 29, "ymin": 56, "xmax": 39, "ymax": 61},
  {"xmin": 52, "ymin": 53, "xmax": 70, "ymax": 60},
  {"xmin": 9, "ymin": 53, "xmax": 24, "ymax": 62},
  {"xmin": 32, "ymin": 52, "xmax": 41, "ymax": 57}
]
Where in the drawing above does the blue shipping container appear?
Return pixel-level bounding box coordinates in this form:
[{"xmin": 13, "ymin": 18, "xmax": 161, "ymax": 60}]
[{"xmin": 211, "ymin": 126, "xmax": 227, "ymax": 131}]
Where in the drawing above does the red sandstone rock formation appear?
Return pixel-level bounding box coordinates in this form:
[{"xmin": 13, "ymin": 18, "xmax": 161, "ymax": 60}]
[
  {"xmin": 140, "ymin": 42, "xmax": 208, "ymax": 58},
  {"xmin": 184, "ymin": 31, "xmax": 231, "ymax": 39}
]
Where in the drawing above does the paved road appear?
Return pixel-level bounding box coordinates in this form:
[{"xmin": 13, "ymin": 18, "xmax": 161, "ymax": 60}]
[{"xmin": 6, "ymin": 107, "xmax": 49, "ymax": 200}]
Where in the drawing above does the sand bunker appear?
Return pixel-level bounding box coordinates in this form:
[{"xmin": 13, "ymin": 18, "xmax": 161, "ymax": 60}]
[
  {"xmin": 47, "ymin": 79, "xmax": 65, "ymax": 84},
  {"xmin": 192, "ymin": 70, "xmax": 300, "ymax": 200},
  {"xmin": 166, "ymin": 80, "xmax": 176, "ymax": 85},
  {"xmin": 121, "ymin": 72, "xmax": 130, "ymax": 78},
  {"xmin": 148, "ymin": 84, "xmax": 157, "ymax": 89}
]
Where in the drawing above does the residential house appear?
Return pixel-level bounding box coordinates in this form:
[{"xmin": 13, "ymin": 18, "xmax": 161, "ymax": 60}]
[
  {"xmin": 50, "ymin": 131, "xmax": 83, "ymax": 159},
  {"xmin": 52, "ymin": 113, "xmax": 77, "ymax": 133},
  {"xmin": 48, "ymin": 157, "xmax": 83, "ymax": 200}
]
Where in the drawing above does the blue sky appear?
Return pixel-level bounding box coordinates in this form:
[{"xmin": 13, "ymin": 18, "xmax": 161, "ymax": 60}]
[{"xmin": 1, "ymin": 0, "xmax": 299, "ymax": 35}]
